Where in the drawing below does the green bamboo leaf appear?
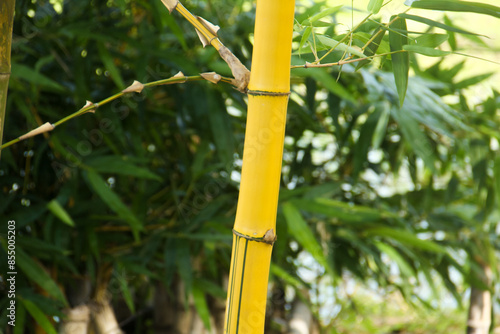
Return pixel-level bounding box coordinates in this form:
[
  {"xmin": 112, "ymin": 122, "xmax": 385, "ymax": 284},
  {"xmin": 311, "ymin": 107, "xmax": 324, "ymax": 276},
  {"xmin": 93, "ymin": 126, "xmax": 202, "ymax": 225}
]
[
  {"xmin": 406, "ymin": 0, "xmax": 500, "ymax": 19},
  {"xmin": 454, "ymin": 73, "xmax": 494, "ymax": 89},
  {"xmin": 365, "ymin": 227, "xmax": 447, "ymax": 253},
  {"xmin": 316, "ymin": 35, "xmax": 367, "ymax": 58},
  {"xmin": 301, "ymin": 5, "xmax": 343, "ymax": 25},
  {"xmin": 84, "ymin": 156, "xmax": 162, "ymax": 181},
  {"xmin": 176, "ymin": 241, "xmax": 193, "ymax": 298},
  {"xmin": 292, "ymin": 197, "xmax": 398, "ymax": 222},
  {"xmin": 16, "ymin": 238, "xmax": 78, "ymax": 274},
  {"xmin": 191, "ymin": 142, "xmax": 212, "ymax": 180},
  {"xmin": 398, "ymin": 13, "xmax": 483, "ymax": 35},
  {"xmin": 118, "ymin": 273, "xmax": 135, "ymax": 313},
  {"xmin": 353, "ymin": 109, "xmax": 379, "ymax": 178},
  {"xmin": 14, "ymin": 247, "xmax": 68, "ymax": 306},
  {"xmin": 192, "ymin": 283, "xmax": 212, "ymax": 331},
  {"xmin": 356, "ymin": 28, "xmax": 386, "ymax": 70},
  {"xmin": 119, "ymin": 259, "xmax": 159, "ymax": 278},
  {"xmin": 11, "ymin": 63, "xmax": 67, "ymax": 93},
  {"xmin": 86, "ymin": 170, "xmax": 143, "ymax": 241},
  {"xmin": 293, "ymin": 68, "xmax": 355, "ymax": 102},
  {"xmin": 374, "ymin": 242, "xmax": 416, "ymax": 278},
  {"xmin": 282, "ymin": 202, "xmax": 333, "ymax": 275},
  {"xmin": 47, "ymin": 199, "xmax": 75, "ymax": 227},
  {"xmin": 414, "ymin": 34, "xmax": 449, "ymax": 48},
  {"xmin": 389, "ymin": 16, "xmax": 409, "ymax": 106},
  {"xmin": 443, "ymin": 15, "xmax": 458, "ymax": 50},
  {"xmin": 298, "ymin": 26, "xmax": 312, "ymax": 55},
  {"xmin": 162, "ymin": 8, "xmax": 188, "ymax": 50},
  {"xmin": 97, "ymin": 42, "xmax": 125, "ymax": 89},
  {"xmin": 494, "ymin": 157, "xmax": 500, "ymax": 208},
  {"xmin": 20, "ymin": 299, "xmax": 57, "ymax": 334},
  {"xmin": 391, "ymin": 107, "xmax": 437, "ymax": 172},
  {"xmin": 421, "ymin": 263, "xmax": 439, "ymax": 300},
  {"xmin": 208, "ymin": 92, "xmax": 235, "ymax": 165},
  {"xmin": 270, "ymin": 264, "xmax": 306, "ymax": 290},
  {"xmin": 403, "ymin": 45, "xmax": 451, "ymax": 57},
  {"xmin": 367, "ymin": 0, "xmax": 384, "ymax": 14},
  {"xmin": 372, "ymin": 103, "xmax": 390, "ymax": 149},
  {"xmin": 195, "ymin": 278, "xmax": 227, "ymax": 299},
  {"xmin": 13, "ymin": 302, "xmax": 26, "ymax": 334}
]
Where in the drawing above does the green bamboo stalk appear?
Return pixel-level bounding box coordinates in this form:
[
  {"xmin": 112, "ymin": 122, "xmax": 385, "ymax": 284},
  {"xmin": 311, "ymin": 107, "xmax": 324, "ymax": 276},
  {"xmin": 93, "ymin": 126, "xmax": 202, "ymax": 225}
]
[{"xmin": 0, "ymin": 0, "xmax": 16, "ymax": 159}]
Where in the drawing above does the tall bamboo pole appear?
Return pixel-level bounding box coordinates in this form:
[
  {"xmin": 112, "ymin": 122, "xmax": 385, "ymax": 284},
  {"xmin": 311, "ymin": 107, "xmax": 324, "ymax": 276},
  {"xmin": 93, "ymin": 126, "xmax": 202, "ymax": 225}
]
[
  {"xmin": 224, "ymin": 1, "xmax": 295, "ymax": 333},
  {"xmin": 0, "ymin": 0, "xmax": 15, "ymax": 160}
]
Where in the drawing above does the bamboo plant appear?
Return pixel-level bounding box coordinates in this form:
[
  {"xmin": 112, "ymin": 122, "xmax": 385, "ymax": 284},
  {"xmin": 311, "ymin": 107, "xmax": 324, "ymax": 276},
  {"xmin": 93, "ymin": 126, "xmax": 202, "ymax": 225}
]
[
  {"xmin": 223, "ymin": 0, "xmax": 295, "ymax": 333},
  {"xmin": 0, "ymin": 0, "xmax": 15, "ymax": 159}
]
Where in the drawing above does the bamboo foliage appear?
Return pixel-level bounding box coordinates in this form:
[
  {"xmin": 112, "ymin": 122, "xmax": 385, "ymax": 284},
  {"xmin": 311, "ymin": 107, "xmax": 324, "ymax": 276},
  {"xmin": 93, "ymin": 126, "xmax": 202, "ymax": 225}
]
[
  {"xmin": 224, "ymin": 1, "xmax": 295, "ymax": 333},
  {"xmin": 2, "ymin": 0, "xmax": 500, "ymax": 333},
  {"xmin": 0, "ymin": 0, "xmax": 15, "ymax": 159}
]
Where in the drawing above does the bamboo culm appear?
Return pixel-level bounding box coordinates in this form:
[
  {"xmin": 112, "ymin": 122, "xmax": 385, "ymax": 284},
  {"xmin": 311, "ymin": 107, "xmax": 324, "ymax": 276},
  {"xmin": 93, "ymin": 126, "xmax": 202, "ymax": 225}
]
[{"xmin": 223, "ymin": 1, "xmax": 296, "ymax": 333}]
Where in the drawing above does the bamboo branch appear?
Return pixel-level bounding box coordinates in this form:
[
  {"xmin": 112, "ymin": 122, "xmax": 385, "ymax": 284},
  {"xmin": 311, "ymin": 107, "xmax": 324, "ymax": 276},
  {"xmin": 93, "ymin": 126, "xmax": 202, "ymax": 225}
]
[
  {"xmin": 291, "ymin": 50, "xmax": 407, "ymax": 69},
  {"xmin": 161, "ymin": 0, "xmax": 250, "ymax": 92},
  {"xmin": 0, "ymin": 72, "xmax": 234, "ymax": 150},
  {"xmin": 316, "ymin": 12, "xmax": 373, "ymax": 64}
]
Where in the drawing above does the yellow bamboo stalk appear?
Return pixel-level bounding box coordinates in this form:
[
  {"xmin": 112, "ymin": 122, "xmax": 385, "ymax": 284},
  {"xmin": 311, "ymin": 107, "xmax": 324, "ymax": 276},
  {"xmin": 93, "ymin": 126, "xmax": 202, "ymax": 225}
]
[{"xmin": 224, "ymin": 1, "xmax": 295, "ymax": 333}]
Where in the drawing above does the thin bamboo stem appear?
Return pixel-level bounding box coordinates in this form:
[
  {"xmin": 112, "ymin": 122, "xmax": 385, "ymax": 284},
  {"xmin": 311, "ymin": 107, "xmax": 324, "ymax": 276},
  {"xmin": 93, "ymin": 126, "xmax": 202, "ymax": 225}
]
[
  {"xmin": 0, "ymin": 0, "xmax": 16, "ymax": 159},
  {"xmin": 223, "ymin": 0, "xmax": 295, "ymax": 333},
  {"xmin": 0, "ymin": 74, "xmax": 232, "ymax": 151},
  {"xmin": 290, "ymin": 50, "xmax": 407, "ymax": 69},
  {"xmin": 162, "ymin": 0, "xmax": 250, "ymax": 91}
]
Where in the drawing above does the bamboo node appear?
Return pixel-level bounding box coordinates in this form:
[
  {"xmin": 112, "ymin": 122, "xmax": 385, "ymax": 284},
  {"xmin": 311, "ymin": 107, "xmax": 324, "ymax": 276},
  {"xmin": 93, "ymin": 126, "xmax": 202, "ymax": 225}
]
[
  {"xmin": 197, "ymin": 16, "xmax": 220, "ymax": 36},
  {"xmin": 232, "ymin": 229, "xmax": 277, "ymax": 245},
  {"xmin": 247, "ymin": 90, "xmax": 290, "ymax": 97},
  {"xmin": 173, "ymin": 71, "xmax": 187, "ymax": 82},
  {"xmin": 81, "ymin": 100, "xmax": 96, "ymax": 113}
]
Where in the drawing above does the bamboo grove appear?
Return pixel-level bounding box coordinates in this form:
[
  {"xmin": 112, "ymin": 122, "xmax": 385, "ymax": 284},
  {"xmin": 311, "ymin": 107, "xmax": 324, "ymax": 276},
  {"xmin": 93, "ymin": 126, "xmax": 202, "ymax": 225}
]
[{"xmin": 0, "ymin": 0, "xmax": 500, "ymax": 333}]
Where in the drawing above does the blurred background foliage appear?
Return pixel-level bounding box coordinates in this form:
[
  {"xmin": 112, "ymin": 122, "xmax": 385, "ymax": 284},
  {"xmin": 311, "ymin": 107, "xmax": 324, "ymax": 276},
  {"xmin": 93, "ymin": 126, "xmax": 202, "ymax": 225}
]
[{"xmin": 0, "ymin": 0, "xmax": 499, "ymax": 333}]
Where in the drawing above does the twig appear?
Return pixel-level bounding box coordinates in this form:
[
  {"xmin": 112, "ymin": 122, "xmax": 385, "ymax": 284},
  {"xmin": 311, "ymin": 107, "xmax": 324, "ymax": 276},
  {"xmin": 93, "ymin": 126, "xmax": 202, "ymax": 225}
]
[
  {"xmin": 0, "ymin": 73, "xmax": 234, "ymax": 150},
  {"xmin": 291, "ymin": 50, "xmax": 407, "ymax": 69},
  {"xmin": 161, "ymin": 0, "xmax": 250, "ymax": 92}
]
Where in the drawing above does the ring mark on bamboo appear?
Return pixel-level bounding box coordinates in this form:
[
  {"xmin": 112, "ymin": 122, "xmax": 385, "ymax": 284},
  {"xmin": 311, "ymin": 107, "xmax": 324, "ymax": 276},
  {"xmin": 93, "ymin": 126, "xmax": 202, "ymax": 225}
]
[
  {"xmin": 246, "ymin": 90, "xmax": 290, "ymax": 97},
  {"xmin": 232, "ymin": 229, "xmax": 277, "ymax": 245}
]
